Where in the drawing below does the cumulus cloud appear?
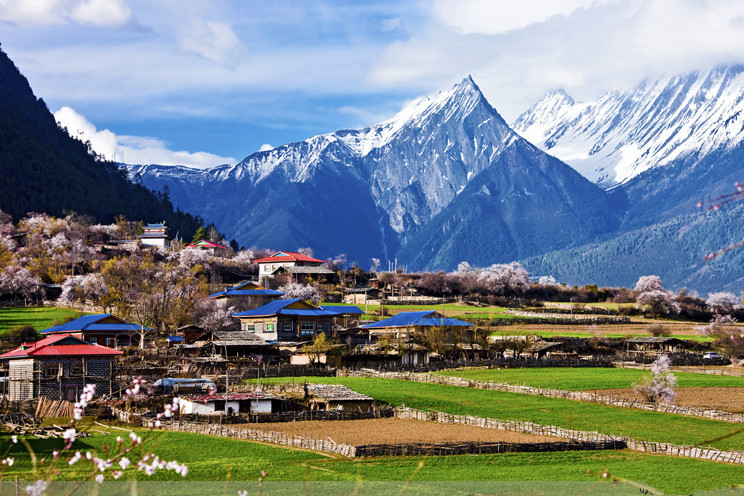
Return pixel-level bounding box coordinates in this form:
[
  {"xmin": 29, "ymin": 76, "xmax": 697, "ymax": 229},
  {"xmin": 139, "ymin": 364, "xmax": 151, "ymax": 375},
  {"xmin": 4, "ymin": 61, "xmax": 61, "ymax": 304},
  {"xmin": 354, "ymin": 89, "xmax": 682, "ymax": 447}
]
[
  {"xmin": 179, "ymin": 20, "xmax": 246, "ymax": 66},
  {"xmin": 369, "ymin": 0, "xmax": 744, "ymax": 120},
  {"xmin": 0, "ymin": 0, "xmax": 132, "ymax": 27},
  {"xmin": 54, "ymin": 106, "xmax": 235, "ymax": 169},
  {"xmin": 432, "ymin": 0, "xmax": 608, "ymax": 35},
  {"xmin": 258, "ymin": 144, "xmax": 274, "ymax": 152}
]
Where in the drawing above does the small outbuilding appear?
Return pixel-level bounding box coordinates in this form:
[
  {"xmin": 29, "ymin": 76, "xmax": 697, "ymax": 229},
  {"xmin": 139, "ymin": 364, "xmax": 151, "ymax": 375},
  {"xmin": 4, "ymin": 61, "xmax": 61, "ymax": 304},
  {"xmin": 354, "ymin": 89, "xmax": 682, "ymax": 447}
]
[
  {"xmin": 179, "ymin": 391, "xmax": 280, "ymax": 415},
  {"xmin": 624, "ymin": 337, "xmax": 688, "ymax": 358},
  {"xmin": 360, "ymin": 311, "xmax": 474, "ymax": 338},
  {"xmin": 304, "ymin": 384, "xmax": 374, "ymax": 412}
]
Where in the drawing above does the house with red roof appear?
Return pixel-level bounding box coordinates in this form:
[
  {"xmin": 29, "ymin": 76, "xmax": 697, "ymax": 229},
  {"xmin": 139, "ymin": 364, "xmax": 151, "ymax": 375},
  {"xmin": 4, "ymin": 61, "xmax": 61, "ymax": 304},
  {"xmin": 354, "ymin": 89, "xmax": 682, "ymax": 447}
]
[
  {"xmin": 254, "ymin": 251, "xmax": 334, "ymax": 287},
  {"xmin": 186, "ymin": 239, "xmax": 229, "ymax": 256},
  {"xmin": 0, "ymin": 334, "xmax": 122, "ymax": 402}
]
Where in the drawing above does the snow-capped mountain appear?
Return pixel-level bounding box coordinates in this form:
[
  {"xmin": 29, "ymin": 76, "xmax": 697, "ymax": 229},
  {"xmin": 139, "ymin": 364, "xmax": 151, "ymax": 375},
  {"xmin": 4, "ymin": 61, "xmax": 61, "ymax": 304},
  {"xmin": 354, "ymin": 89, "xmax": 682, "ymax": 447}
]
[
  {"xmin": 128, "ymin": 76, "xmax": 618, "ymax": 269},
  {"xmin": 513, "ymin": 65, "xmax": 744, "ymax": 188}
]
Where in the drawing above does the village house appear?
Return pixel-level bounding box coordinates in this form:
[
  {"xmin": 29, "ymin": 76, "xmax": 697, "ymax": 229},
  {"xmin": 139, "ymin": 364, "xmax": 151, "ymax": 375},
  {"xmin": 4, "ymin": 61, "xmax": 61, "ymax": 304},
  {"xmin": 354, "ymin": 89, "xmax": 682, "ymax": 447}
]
[
  {"xmin": 208, "ymin": 281, "xmax": 284, "ymax": 310},
  {"xmin": 40, "ymin": 314, "xmax": 146, "ymax": 348},
  {"xmin": 186, "ymin": 239, "xmax": 229, "ymax": 256},
  {"xmin": 0, "ymin": 334, "xmax": 122, "ymax": 402},
  {"xmin": 254, "ymin": 251, "xmax": 333, "ymax": 287},
  {"xmin": 179, "ymin": 391, "xmax": 281, "ymax": 415},
  {"xmin": 232, "ymin": 299, "xmax": 363, "ymax": 341},
  {"xmin": 137, "ymin": 222, "xmax": 172, "ymax": 250},
  {"xmin": 303, "ymin": 384, "xmax": 374, "ymax": 412},
  {"xmin": 624, "ymin": 337, "xmax": 689, "ymax": 358},
  {"xmin": 360, "ymin": 311, "xmax": 474, "ymax": 338}
]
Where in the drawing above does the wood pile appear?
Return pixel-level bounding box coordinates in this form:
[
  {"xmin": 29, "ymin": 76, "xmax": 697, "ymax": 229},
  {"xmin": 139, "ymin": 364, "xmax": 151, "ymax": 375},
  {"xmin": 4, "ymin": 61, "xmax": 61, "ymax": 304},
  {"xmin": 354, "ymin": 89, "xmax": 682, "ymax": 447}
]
[
  {"xmin": 35, "ymin": 397, "xmax": 75, "ymax": 418},
  {"xmin": 0, "ymin": 411, "xmax": 39, "ymax": 431}
]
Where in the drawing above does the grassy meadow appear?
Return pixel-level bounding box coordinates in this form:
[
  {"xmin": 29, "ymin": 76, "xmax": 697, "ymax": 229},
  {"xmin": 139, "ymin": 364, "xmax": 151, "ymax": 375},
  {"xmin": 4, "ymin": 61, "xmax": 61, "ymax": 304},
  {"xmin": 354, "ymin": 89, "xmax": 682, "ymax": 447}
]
[
  {"xmin": 255, "ymin": 376, "xmax": 744, "ymax": 450},
  {"xmin": 2, "ymin": 426, "xmax": 743, "ymax": 494},
  {"xmin": 0, "ymin": 306, "xmax": 84, "ymax": 336},
  {"xmin": 436, "ymin": 367, "xmax": 744, "ymax": 390}
]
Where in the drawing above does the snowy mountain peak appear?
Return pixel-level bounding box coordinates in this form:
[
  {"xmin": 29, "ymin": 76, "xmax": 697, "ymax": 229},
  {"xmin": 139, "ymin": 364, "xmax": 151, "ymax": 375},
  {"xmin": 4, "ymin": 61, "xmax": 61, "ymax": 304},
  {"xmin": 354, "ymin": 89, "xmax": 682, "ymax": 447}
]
[{"xmin": 513, "ymin": 64, "xmax": 744, "ymax": 187}]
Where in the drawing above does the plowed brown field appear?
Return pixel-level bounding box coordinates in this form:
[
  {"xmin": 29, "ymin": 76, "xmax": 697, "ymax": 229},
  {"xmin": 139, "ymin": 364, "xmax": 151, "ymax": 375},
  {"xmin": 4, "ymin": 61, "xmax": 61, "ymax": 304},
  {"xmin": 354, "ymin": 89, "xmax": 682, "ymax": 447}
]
[
  {"xmin": 235, "ymin": 418, "xmax": 559, "ymax": 445},
  {"xmin": 589, "ymin": 387, "xmax": 744, "ymax": 412}
]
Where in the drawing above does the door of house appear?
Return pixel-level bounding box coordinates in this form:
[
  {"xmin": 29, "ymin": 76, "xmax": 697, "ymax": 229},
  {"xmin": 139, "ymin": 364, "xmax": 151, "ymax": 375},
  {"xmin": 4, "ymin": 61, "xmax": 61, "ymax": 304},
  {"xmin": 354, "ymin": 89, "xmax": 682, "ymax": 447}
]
[{"xmin": 64, "ymin": 385, "xmax": 78, "ymax": 402}]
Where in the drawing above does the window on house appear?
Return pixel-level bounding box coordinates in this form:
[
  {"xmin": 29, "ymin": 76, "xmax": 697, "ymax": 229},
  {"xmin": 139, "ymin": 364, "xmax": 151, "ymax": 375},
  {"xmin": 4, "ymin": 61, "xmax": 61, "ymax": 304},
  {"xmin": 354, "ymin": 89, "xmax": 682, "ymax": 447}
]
[
  {"xmin": 105, "ymin": 338, "xmax": 116, "ymax": 348},
  {"xmin": 265, "ymin": 323, "xmax": 274, "ymax": 333},
  {"xmin": 300, "ymin": 322, "xmax": 315, "ymax": 335},
  {"xmin": 324, "ymin": 322, "xmax": 331, "ymax": 332},
  {"xmin": 44, "ymin": 364, "xmax": 59, "ymax": 377},
  {"xmin": 89, "ymin": 337, "xmax": 98, "ymax": 345},
  {"xmin": 243, "ymin": 323, "xmax": 255, "ymax": 333},
  {"xmin": 70, "ymin": 362, "xmax": 84, "ymax": 376},
  {"xmin": 283, "ymin": 322, "xmax": 293, "ymax": 333}
]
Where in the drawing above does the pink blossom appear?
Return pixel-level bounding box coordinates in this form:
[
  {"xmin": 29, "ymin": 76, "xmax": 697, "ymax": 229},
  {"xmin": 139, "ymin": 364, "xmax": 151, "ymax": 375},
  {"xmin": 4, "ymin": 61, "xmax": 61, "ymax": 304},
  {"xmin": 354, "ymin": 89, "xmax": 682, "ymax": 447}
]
[
  {"xmin": 2, "ymin": 457, "xmax": 14, "ymax": 466},
  {"xmin": 25, "ymin": 480, "xmax": 47, "ymax": 496},
  {"xmin": 94, "ymin": 474, "xmax": 104, "ymax": 484},
  {"xmin": 68, "ymin": 451, "xmax": 82, "ymax": 465},
  {"xmin": 63, "ymin": 428, "xmax": 76, "ymax": 446}
]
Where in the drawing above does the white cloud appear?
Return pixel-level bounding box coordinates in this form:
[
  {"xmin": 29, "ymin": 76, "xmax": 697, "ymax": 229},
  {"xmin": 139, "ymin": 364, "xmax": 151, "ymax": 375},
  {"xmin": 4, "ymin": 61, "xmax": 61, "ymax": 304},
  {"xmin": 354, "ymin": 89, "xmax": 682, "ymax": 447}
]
[
  {"xmin": 368, "ymin": 0, "xmax": 744, "ymax": 120},
  {"xmin": 54, "ymin": 106, "xmax": 235, "ymax": 169},
  {"xmin": 432, "ymin": 0, "xmax": 608, "ymax": 35},
  {"xmin": 69, "ymin": 0, "xmax": 132, "ymax": 27},
  {"xmin": 0, "ymin": 0, "xmax": 131, "ymax": 27},
  {"xmin": 258, "ymin": 144, "xmax": 274, "ymax": 152},
  {"xmin": 179, "ymin": 20, "xmax": 246, "ymax": 66}
]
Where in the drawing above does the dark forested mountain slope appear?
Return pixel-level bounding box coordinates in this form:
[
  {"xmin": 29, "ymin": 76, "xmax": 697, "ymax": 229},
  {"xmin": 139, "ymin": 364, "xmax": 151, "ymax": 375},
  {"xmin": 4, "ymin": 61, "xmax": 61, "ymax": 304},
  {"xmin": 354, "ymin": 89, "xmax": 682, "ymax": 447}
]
[{"xmin": 0, "ymin": 46, "xmax": 200, "ymax": 236}]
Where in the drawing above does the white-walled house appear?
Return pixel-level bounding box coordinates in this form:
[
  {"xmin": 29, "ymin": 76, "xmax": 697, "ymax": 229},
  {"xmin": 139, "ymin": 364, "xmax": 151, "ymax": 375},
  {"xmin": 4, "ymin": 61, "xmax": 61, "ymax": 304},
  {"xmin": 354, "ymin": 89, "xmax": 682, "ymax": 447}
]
[
  {"xmin": 138, "ymin": 223, "xmax": 172, "ymax": 249},
  {"xmin": 179, "ymin": 391, "xmax": 278, "ymax": 415}
]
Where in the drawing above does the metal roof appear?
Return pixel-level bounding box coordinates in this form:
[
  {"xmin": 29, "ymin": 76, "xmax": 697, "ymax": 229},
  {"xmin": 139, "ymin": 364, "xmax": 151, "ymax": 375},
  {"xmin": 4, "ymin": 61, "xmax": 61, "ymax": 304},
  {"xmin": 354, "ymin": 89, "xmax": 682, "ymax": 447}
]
[
  {"xmin": 41, "ymin": 314, "xmax": 149, "ymax": 334},
  {"xmin": 253, "ymin": 251, "xmax": 325, "ymax": 264},
  {"xmin": 361, "ymin": 311, "xmax": 474, "ymax": 328},
  {"xmin": 233, "ymin": 299, "xmax": 363, "ymax": 318},
  {"xmin": 209, "ymin": 289, "xmax": 284, "ymax": 298},
  {"xmin": 0, "ymin": 334, "xmax": 123, "ymax": 359}
]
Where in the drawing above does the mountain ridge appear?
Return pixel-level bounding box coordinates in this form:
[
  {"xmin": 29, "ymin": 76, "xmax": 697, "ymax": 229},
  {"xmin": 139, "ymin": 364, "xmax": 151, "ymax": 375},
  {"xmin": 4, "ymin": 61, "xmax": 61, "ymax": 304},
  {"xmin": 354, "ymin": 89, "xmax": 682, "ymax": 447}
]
[{"xmin": 128, "ymin": 76, "xmax": 618, "ymax": 269}]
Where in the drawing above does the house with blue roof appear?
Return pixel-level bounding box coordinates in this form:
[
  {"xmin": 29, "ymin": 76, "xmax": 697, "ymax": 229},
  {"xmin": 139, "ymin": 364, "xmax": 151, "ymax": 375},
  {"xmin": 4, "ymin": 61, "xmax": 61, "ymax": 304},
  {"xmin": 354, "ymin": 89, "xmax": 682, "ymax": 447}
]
[
  {"xmin": 41, "ymin": 314, "xmax": 147, "ymax": 348},
  {"xmin": 208, "ymin": 281, "xmax": 284, "ymax": 310},
  {"xmin": 233, "ymin": 299, "xmax": 363, "ymax": 341},
  {"xmin": 360, "ymin": 311, "xmax": 474, "ymax": 338}
]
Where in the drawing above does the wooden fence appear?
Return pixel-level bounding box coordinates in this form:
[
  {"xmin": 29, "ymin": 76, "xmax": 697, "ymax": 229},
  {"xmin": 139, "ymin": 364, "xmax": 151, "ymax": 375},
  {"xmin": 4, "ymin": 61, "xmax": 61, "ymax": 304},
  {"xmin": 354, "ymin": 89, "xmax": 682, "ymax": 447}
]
[
  {"xmin": 110, "ymin": 405, "xmax": 744, "ymax": 464},
  {"xmin": 353, "ymin": 439, "xmax": 620, "ymax": 457},
  {"xmin": 394, "ymin": 406, "xmax": 744, "ymax": 465},
  {"xmin": 342, "ymin": 370, "xmax": 744, "ymax": 424},
  {"xmin": 502, "ymin": 309, "xmax": 630, "ymax": 324}
]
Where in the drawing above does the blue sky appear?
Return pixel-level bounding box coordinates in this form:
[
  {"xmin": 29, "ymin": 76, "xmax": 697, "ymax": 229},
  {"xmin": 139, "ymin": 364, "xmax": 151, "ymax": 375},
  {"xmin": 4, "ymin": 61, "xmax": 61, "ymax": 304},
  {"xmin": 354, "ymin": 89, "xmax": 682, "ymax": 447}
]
[{"xmin": 3, "ymin": 0, "xmax": 744, "ymax": 168}]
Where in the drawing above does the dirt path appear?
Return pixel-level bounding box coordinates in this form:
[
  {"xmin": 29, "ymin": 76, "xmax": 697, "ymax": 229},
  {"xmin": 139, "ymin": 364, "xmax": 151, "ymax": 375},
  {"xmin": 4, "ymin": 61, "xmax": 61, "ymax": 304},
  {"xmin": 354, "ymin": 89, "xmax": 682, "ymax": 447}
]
[{"xmin": 235, "ymin": 418, "xmax": 559, "ymax": 445}]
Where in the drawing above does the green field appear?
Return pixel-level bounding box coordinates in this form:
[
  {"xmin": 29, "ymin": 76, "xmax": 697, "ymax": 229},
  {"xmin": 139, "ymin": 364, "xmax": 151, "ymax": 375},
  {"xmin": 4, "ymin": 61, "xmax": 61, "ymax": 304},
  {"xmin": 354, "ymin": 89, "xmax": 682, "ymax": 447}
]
[
  {"xmin": 437, "ymin": 367, "xmax": 744, "ymax": 390},
  {"xmin": 324, "ymin": 302, "xmax": 525, "ymax": 322},
  {"xmin": 256, "ymin": 376, "xmax": 744, "ymax": 451},
  {"xmin": 0, "ymin": 306, "xmax": 85, "ymax": 336},
  {"xmin": 495, "ymin": 329, "xmax": 715, "ymax": 341},
  {"xmin": 3, "ymin": 429, "xmax": 744, "ymax": 494}
]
